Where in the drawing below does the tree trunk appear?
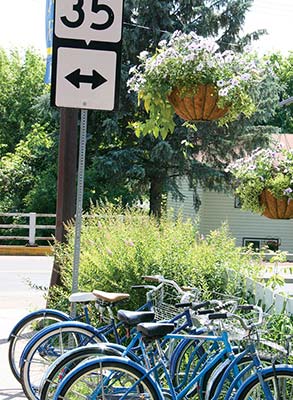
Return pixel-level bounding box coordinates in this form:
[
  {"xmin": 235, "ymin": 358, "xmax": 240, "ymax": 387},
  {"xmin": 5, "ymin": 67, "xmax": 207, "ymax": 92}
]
[{"xmin": 149, "ymin": 176, "xmax": 163, "ymax": 219}]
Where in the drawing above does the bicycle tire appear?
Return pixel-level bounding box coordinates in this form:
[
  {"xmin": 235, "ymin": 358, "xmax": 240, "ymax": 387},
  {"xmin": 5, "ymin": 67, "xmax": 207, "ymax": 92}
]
[
  {"xmin": 54, "ymin": 356, "xmax": 163, "ymax": 400},
  {"xmin": 205, "ymin": 354, "xmax": 272, "ymax": 400},
  {"xmin": 8, "ymin": 309, "xmax": 71, "ymax": 381},
  {"xmin": 235, "ymin": 366, "xmax": 293, "ymax": 400},
  {"xmin": 20, "ymin": 322, "xmax": 105, "ymax": 400},
  {"xmin": 39, "ymin": 344, "xmax": 123, "ymax": 400},
  {"xmin": 170, "ymin": 338, "xmax": 206, "ymax": 391}
]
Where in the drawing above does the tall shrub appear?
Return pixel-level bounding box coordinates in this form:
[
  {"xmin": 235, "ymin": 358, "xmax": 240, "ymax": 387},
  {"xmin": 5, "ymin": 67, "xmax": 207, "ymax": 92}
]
[{"xmin": 49, "ymin": 204, "xmax": 256, "ymax": 311}]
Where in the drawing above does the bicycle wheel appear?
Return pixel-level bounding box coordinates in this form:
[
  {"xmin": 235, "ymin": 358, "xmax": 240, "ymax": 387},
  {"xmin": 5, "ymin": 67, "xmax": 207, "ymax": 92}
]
[
  {"xmin": 20, "ymin": 323, "xmax": 105, "ymax": 400},
  {"xmin": 55, "ymin": 356, "xmax": 163, "ymax": 400},
  {"xmin": 205, "ymin": 355, "xmax": 272, "ymax": 400},
  {"xmin": 39, "ymin": 344, "xmax": 124, "ymax": 400},
  {"xmin": 170, "ymin": 338, "xmax": 206, "ymax": 391},
  {"xmin": 236, "ymin": 367, "xmax": 293, "ymax": 400},
  {"xmin": 8, "ymin": 309, "xmax": 70, "ymax": 381}
]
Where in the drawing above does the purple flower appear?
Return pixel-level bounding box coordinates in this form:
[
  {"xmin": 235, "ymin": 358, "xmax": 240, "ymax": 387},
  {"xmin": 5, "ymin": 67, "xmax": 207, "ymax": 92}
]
[
  {"xmin": 284, "ymin": 188, "xmax": 293, "ymax": 195},
  {"xmin": 240, "ymin": 73, "xmax": 251, "ymax": 81}
]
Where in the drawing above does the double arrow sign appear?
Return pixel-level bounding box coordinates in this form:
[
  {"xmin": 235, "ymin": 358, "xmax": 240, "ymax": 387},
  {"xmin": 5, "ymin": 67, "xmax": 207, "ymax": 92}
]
[
  {"xmin": 65, "ymin": 69, "xmax": 107, "ymax": 90},
  {"xmin": 51, "ymin": 0, "xmax": 124, "ymax": 111}
]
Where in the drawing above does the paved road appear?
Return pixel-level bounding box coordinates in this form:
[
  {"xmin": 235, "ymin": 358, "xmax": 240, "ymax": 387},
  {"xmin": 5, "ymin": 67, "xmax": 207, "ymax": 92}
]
[{"xmin": 0, "ymin": 256, "xmax": 53, "ymax": 399}]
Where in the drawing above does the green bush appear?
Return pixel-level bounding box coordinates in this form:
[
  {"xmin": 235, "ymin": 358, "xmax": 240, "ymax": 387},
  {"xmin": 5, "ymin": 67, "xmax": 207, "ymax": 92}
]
[{"xmin": 48, "ymin": 203, "xmax": 257, "ymax": 312}]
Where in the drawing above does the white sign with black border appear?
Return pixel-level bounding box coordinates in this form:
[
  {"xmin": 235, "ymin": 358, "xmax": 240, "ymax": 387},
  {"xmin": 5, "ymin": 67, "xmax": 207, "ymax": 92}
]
[{"xmin": 51, "ymin": 0, "xmax": 124, "ymax": 111}]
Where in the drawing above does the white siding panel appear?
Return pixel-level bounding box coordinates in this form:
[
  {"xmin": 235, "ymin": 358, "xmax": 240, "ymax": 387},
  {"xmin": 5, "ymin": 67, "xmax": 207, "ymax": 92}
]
[
  {"xmin": 199, "ymin": 190, "xmax": 293, "ymax": 252},
  {"xmin": 168, "ymin": 178, "xmax": 293, "ymax": 252}
]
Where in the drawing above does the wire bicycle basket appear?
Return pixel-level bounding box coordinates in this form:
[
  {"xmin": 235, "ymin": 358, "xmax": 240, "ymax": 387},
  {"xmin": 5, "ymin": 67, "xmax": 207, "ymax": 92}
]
[{"xmin": 150, "ymin": 282, "xmax": 198, "ymax": 321}]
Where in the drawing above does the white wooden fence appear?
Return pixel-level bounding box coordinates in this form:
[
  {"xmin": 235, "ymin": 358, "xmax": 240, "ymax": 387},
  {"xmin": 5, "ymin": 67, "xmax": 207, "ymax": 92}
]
[
  {"xmin": 0, "ymin": 212, "xmax": 55, "ymax": 246},
  {"xmin": 246, "ymin": 277, "xmax": 293, "ymax": 316},
  {"xmin": 228, "ymin": 268, "xmax": 293, "ymax": 316}
]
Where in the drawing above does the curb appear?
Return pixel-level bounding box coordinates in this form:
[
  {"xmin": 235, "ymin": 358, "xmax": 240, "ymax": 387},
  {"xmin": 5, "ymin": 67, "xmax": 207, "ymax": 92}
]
[{"xmin": 0, "ymin": 245, "xmax": 53, "ymax": 256}]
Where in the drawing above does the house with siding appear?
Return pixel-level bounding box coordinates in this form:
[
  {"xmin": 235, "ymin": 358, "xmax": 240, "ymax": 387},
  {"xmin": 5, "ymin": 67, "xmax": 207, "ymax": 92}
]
[{"xmin": 167, "ymin": 134, "xmax": 293, "ymax": 254}]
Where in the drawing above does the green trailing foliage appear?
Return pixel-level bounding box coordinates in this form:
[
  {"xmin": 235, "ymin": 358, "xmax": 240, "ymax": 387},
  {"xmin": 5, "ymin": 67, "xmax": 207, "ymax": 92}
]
[{"xmin": 128, "ymin": 32, "xmax": 273, "ymax": 138}]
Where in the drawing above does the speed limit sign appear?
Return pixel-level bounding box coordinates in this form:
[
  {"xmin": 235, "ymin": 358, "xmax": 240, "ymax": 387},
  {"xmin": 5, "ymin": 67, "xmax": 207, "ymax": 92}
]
[{"xmin": 51, "ymin": 0, "xmax": 124, "ymax": 110}]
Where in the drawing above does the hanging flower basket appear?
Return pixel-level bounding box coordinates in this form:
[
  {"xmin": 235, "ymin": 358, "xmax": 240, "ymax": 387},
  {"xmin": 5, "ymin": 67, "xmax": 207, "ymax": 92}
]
[
  {"xmin": 227, "ymin": 146, "xmax": 293, "ymax": 219},
  {"xmin": 127, "ymin": 31, "xmax": 269, "ymax": 138},
  {"xmin": 167, "ymin": 84, "xmax": 229, "ymax": 122},
  {"xmin": 259, "ymin": 189, "xmax": 293, "ymax": 219}
]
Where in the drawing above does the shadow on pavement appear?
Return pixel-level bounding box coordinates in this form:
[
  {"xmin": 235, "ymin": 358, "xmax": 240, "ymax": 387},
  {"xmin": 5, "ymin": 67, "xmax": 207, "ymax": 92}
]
[{"xmin": 0, "ymin": 390, "xmax": 26, "ymax": 400}]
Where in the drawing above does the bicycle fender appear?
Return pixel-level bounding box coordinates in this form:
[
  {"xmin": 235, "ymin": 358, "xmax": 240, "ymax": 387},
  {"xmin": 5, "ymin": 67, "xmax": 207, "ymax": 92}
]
[
  {"xmin": 8, "ymin": 309, "xmax": 71, "ymax": 341},
  {"xmin": 205, "ymin": 358, "xmax": 231, "ymax": 400},
  {"xmin": 233, "ymin": 364, "xmax": 293, "ymax": 400},
  {"xmin": 19, "ymin": 321, "xmax": 107, "ymax": 367},
  {"xmin": 54, "ymin": 355, "xmax": 165, "ymax": 400},
  {"xmin": 104, "ymin": 343, "xmax": 141, "ymax": 364}
]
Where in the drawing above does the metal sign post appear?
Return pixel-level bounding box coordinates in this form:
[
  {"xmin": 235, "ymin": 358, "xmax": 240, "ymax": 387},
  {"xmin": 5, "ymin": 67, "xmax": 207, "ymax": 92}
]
[
  {"xmin": 71, "ymin": 110, "xmax": 88, "ymax": 295},
  {"xmin": 70, "ymin": 109, "xmax": 87, "ymax": 317},
  {"xmin": 51, "ymin": 0, "xmax": 124, "ymax": 310}
]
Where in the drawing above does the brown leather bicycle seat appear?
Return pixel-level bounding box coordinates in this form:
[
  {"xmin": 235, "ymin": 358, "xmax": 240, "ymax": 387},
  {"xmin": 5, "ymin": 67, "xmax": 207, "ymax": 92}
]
[{"xmin": 92, "ymin": 290, "xmax": 130, "ymax": 303}]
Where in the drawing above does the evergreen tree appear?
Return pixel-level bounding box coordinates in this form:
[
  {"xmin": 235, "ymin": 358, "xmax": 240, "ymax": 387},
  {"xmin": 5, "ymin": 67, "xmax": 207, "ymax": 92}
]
[{"xmin": 85, "ymin": 0, "xmax": 279, "ymax": 217}]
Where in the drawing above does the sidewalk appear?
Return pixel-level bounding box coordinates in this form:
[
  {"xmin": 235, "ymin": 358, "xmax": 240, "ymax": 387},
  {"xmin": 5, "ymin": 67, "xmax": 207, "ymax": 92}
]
[{"xmin": 0, "ymin": 256, "xmax": 53, "ymax": 399}]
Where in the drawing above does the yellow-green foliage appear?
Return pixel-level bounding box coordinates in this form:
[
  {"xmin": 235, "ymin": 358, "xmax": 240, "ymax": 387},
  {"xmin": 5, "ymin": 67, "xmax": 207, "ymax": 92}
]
[{"xmin": 49, "ymin": 203, "xmax": 255, "ymax": 311}]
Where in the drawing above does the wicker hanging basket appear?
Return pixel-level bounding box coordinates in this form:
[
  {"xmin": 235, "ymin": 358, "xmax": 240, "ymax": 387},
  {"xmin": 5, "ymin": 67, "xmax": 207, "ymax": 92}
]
[
  {"xmin": 260, "ymin": 189, "xmax": 293, "ymax": 219},
  {"xmin": 167, "ymin": 84, "xmax": 229, "ymax": 122}
]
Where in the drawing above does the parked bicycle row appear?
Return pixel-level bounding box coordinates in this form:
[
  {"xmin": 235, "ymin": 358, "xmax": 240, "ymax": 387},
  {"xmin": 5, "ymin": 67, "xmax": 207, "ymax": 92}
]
[{"xmin": 8, "ymin": 275, "xmax": 293, "ymax": 399}]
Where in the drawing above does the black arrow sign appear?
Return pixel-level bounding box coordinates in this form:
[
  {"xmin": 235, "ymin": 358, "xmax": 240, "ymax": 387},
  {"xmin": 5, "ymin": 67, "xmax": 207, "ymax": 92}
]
[{"xmin": 65, "ymin": 69, "xmax": 107, "ymax": 89}]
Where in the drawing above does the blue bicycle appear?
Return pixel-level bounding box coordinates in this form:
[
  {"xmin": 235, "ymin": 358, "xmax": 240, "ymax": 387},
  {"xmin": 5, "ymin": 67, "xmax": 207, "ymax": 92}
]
[
  {"xmin": 9, "ymin": 274, "xmax": 196, "ymax": 381},
  {"xmin": 52, "ymin": 305, "xmax": 293, "ymax": 400},
  {"xmin": 18, "ymin": 276, "xmax": 200, "ymax": 400}
]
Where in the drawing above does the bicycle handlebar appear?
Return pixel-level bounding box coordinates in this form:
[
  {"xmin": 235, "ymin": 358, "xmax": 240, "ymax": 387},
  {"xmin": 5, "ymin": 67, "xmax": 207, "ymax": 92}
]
[
  {"xmin": 131, "ymin": 285, "xmax": 157, "ymax": 290},
  {"xmin": 142, "ymin": 275, "xmax": 187, "ymax": 295},
  {"xmin": 198, "ymin": 309, "xmax": 215, "ymax": 315},
  {"xmin": 208, "ymin": 304, "xmax": 264, "ymax": 331},
  {"xmin": 175, "ymin": 299, "xmax": 237, "ymax": 312},
  {"xmin": 209, "ymin": 312, "xmax": 228, "ymax": 320}
]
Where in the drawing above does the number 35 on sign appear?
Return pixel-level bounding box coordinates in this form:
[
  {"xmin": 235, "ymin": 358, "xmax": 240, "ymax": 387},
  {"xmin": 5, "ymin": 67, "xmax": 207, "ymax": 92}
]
[{"xmin": 55, "ymin": 0, "xmax": 123, "ymax": 43}]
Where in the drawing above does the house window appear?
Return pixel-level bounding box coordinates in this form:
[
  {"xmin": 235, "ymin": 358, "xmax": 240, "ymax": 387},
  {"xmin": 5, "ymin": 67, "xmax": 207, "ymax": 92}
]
[{"xmin": 242, "ymin": 238, "xmax": 279, "ymax": 252}]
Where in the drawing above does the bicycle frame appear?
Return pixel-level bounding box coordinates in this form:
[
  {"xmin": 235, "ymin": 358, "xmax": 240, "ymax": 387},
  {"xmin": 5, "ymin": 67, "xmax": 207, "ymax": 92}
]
[
  {"xmin": 104, "ymin": 330, "xmax": 237, "ymax": 399},
  {"xmin": 210, "ymin": 341, "xmax": 277, "ymax": 400},
  {"xmin": 210, "ymin": 343, "xmax": 262, "ymax": 400},
  {"xmin": 110, "ymin": 331, "xmax": 279, "ymax": 400}
]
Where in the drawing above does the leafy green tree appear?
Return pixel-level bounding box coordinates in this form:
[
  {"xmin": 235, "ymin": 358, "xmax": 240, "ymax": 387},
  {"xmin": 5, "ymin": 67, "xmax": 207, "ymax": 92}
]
[
  {"xmin": 0, "ymin": 48, "xmax": 48, "ymax": 157},
  {"xmin": 84, "ymin": 0, "xmax": 279, "ymax": 217},
  {"xmin": 0, "ymin": 123, "xmax": 57, "ymax": 212},
  {"xmin": 267, "ymin": 52, "xmax": 293, "ymax": 133},
  {"xmin": 0, "ymin": 48, "xmax": 60, "ymax": 213}
]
